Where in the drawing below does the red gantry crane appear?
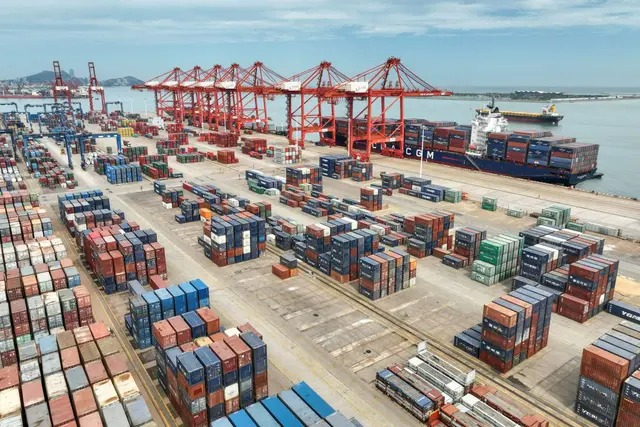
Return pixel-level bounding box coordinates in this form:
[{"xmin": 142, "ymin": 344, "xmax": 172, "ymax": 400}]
[
  {"xmin": 279, "ymin": 61, "xmax": 350, "ymax": 148},
  {"xmin": 335, "ymin": 57, "xmax": 452, "ymax": 162},
  {"xmin": 216, "ymin": 62, "xmax": 285, "ymax": 134},
  {"xmin": 132, "ymin": 67, "xmax": 185, "ymax": 122},
  {"xmin": 88, "ymin": 62, "xmax": 107, "ymax": 114},
  {"xmin": 177, "ymin": 65, "xmax": 206, "ymax": 127},
  {"xmin": 196, "ymin": 64, "xmax": 227, "ymax": 130},
  {"xmin": 52, "ymin": 60, "xmax": 73, "ymax": 112}
]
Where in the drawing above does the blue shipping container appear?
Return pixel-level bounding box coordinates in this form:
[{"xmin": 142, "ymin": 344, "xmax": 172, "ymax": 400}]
[
  {"xmin": 179, "ymin": 282, "xmax": 198, "ymax": 312},
  {"xmin": 291, "ymin": 381, "xmax": 335, "ymax": 419},
  {"xmin": 261, "ymin": 397, "xmax": 304, "ymax": 427},
  {"xmin": 228, "ymin": 410, "xmax": 258, "ymax": 427}
]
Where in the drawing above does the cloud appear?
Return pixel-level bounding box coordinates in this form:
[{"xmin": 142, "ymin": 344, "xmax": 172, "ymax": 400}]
[{"xmin": 1, "ymin": 0, "xmax": 639, "ymax": 43}]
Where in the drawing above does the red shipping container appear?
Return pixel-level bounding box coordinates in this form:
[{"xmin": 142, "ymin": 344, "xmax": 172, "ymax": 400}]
[
  {"xmin": 225, "ymin": 396, "xmax": 240, "ymax": 415},
  {"xmin": 72, "ymin": 387, "xmax": 97, "ymax": 417},
  {"xmin": 60, "ymin": 345, "xmax": 80, "ymax": 370},
  {"xmin": 78, "ymin": 412, "xmax": 103, "ymax": 427},
  {"xmin": 483, "ymin": 303, "xmax": 517, "ymax": 328},
  {"xmin": 196, "ymin": 308, "xmax": 220, "ymax": 335},
  {"xmin": 580, "ymin": 345, "xmax": 629, "ymax": 390},
  {"xmin": 50, "ymin": 394, "xmax": 75, "ymax": 426},
  {"xmin": 153, "ymin": 320, "xmax": 177, "ymax": 350},
  {"xmin": 89, "ymin": 322, "xmax": 110, "ymax": 341},
  {"xmin": 224, "ymin": 335, "xmax": 252, "ymax": 367},
  {"xmin": 167, "ymin": 316, "xmax": 191, "ymax": 345},
  {"xmin": 254, "ymin": 371, "xmax": 269, "ymax": 401},
  {"xmin": 180, "ymin": 342, "xmax": 198, "ymax": 353},
  {"xmin": 104, "ymin": 353, "xmax": 128, "ymax": 378},
  {"xmin": 210, "ymin": 342, "xmax": 237, "ymax": 375},
  {"xmin": 0, "ymin": 365, "xmax": 19, "ymax": 391},
  {"xmin": 22, "ymin": 379, "xmax": 45, "ymax": 408}
]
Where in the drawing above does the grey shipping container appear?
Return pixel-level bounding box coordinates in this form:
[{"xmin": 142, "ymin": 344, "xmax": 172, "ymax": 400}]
[
  {"xmin": 245, "ymin": 401, "xmax": 280, "ymax": 427},
  {"xmin": 279, "ymin": 389, "xmax": 322, "ymax": 426},
  {"xmin": 66, "ymin": 365, "xmax": 89, "ymax": 392},
  {"xmin": 101, "ymin": 401, "xmax": 130, "ymax": 427},
  {"xmin": 124, "ymin": 395, "xmax": 153, "ymax": 426},
  {"xmin": 42, "ymin": 352, "xmax": 62, "ymax": 376},
  {"xmin": 324, "ymin": 412, "xmax": 354, "ymax": 427},
  {"xmin": 25, "ymin": 402, "xmax": 52, "ymax": 427}
]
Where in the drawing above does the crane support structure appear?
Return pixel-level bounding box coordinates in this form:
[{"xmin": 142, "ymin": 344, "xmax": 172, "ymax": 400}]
[
  {"xmin": 88, "ymin": 62, "xmax": 107, "ymax": 114},
  {"xmin": 279, "ymin": 61, "xmax": 350, "ymax": 148},
  {"xmin": 52, "ymin": 61, "xmax": 73, "ymax": 112}
]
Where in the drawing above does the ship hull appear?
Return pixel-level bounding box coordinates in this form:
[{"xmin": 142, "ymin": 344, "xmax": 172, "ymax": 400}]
[
  {"xmin": 502, "ymin": 113, "xmax": 563, "ymax": 125},
  {"xmin": 0, "ymin": 94, "xmax": 43, "ymax": 99},
  {"xmin": 402, "ymin": 145, "xmax": 595, "ymax": 185}
]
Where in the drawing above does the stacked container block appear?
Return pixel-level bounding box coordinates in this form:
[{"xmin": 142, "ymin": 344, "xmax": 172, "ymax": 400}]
[
  {"xmin": 202, "ymin": 213, "xmax": 266, "ymax": 267},
  {"xmin": 128, "ymin": 279, "xmax": 209, "ymax": 349},
  {"xmin": 153, "ymin": 308, "xmax": 269, "ymax": 425},
  {"xmin": 403, "ymin": 212, "xmax": 454, "ymax": 259},
  {"xmin": 443, "ymin": 227, "xmax": 486, "ymax": 269},
  {"xmin": 575, "ymin": 322, "xmax": 640, "ymax": 427},
  {"xmin": 470, "ymin": 235, "xmax": 523, "ymax": 285},
  {"xmin": 358, "ymin": 249, "xmax": 417, "ymax": 300},
  {"xmin": 471, "ymin": 285, "xmax": 554, "ymax": 373}
]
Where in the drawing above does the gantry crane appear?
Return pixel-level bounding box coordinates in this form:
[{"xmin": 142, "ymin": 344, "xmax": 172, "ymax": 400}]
[
  {"xmin": 334, "ymin": 57, "xmax": 452, "ymax": 162},
  {"xmin": 279, "ymin": 61, "xmax": 350, "ymax": 148},
  {"xmin": 198, "ymin": 65, "xmax": 227, "ymax": 130},
  {"xmin": 88, "ymin": 62, "xmax": 107, "ymax": 114},
  {"xmin": 52, "ymin": 61, "xmax": 73, "ymax": 112},
  {"xmin": 132, "ymin": 67, "xmax": 185, "ymax": 122},
  {"xmin": 216, "ymin": 62, "xmax": 285, "ymax": 134}
]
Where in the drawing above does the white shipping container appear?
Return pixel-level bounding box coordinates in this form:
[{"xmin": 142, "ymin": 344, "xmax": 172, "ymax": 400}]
[
  {"xmin": 113, "ymin": 372, "xmax": 140, "ymax": 402},
  {"xmin": 45, "ymin": 372, "xmax": 68, "ymax": 399},
  {"xmin": 223, "ymin": 327, "xmax": 240, "ymax": 337},
  {"xmin": 0, "ymin": 414, "xmax": 23, "ymax": 427},
  {"xmin": 93, "ymin": 379, "xmax": 120, "ymax": 408},
  {"xmin": 224, "ymin": 383, "xmax": 239, "ymax": 400},
  {"xmin": 0, "ymin": 387, "xmax": 21, "ymax": 419},
  {"xmin": 21, "ymin": 359, "xmax": 41, "ymax": 383}
]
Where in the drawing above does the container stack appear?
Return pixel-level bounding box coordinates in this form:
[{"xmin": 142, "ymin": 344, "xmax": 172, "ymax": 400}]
[
  {"xmin": 358, "ymin": 249, "xmax": 417, "ymax": 300},
  {"xmin": 105, "ymin": 164, "xmax": 143, "ymax": 184},
  {"xmin": 319, "ymin": 154, "xmax": 351, "ymax": 178},
  {"xmin": 153, "ymin": 308, "xmax": 269, "ymax": 424},
  {"xmin": 470, "ymin": 285, "xmax": 554, "ymax": 373},
  {"xmin": 93, "ymin": 154, "xmax": 129, "ymax": 176},
  {"xmin": 241, "ymin": 136, "xmax": 267, "ymax": 154},
  {"xmin": 550, "ymin": 143, "xmax": 599, "ymax": 173},
  {"xmin": 202, "ymin": 213, "xmax": 267, "ymax": 267},
  {"xmin": 444, "ymin": 189, "xmax": 462, "ymax": 203},
  {"xmin": 557, "ymin": 255, "xmax": 619, "ymax": 323},
  {"xmin": 285, "ymin": 165, "xmax": 321, "ymax": 187},
  {"xmin": 360, "ymin": 187, "xmax": 383, "ymax": 212},
  {"xmin": 161, "ymin": 188, "xmax": 184, "ymax": 209},
  {"xmin": 128, "ymin": 279, "xmax": 210, "ymax": 349},
  {"xmin": 481, "ymin": 197, "xmax": 498, "ymax": 211},
  {"xmin": 352, "ymin": 161, "xmax": 373, "ymax": 182},
  {"xmin": 403, "ymin": 212, "xmax": 455, "ymax": 258},
  {"xmin": 122, "ymin": 146, "xmax": 149, "ymax": 162},
  {"xmin": 272, "ymin": 252, "xmax": 298, "ymax": 280},
  {"xmin": 575, "ymin": 322, "xmax": 640, "ymax": 427},
  {"xmin": 244, "ymin": 202, "xmax": 272, "ymax": 219},
  {"xmin": 538, "ymin": 205, "xmax": 572, "ymax": 228},
  {"xmin": 0, "ymin": 323, "xmax": 154, "ymax": 427},
  {"xmin": 443, "ymin": 227, "xmax": 486, "ymax": 269},
  {"xmin": 470, "ymin": 235, "xmax": 523, "ymax": 286},
  {"xmin": 217, "ymin": 150, "xmax": 238, "ymax": 165},
  {"xmin": 142, "ymin": 161, "xmax": 171, "ymax": 179},
  {"xmin": 381, "ymin": 172, "xmax": 404, "ymax": 190},
  {"xmin": 80, "ymin": 224, "xmax": 166, "ymax": 292},
  {"xmin": 177, "ymin": 153, "xmax": 205, "ymax": 163},
  {"xmin": 273, "ymin": 146, "xmax": 302, "ymax": 164},
  {"xmin": 176, "ymin": 200, "xmax": 202, "ymax": 223},
  {"xmin": 329, "ymin": 230, "xmax": 381, "ymax": 283},
  {"xmin": 399, "ymin": 177, "xmax": 449, "ymax": 203},
  {"xmin": 486, "ymin": 132, "xmax": 510, "ymax": 159}
]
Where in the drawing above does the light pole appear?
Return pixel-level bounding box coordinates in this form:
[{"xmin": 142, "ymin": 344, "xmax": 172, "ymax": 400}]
[{"xmin": 419, "ymin": 125, "xmax": 426, "ymax": 178}]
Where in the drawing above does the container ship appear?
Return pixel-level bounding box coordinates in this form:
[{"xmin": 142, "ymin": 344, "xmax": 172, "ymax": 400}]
[
  {"xmin": 475, "ymin": 99, "xmax": 564, "ymax": 125},
  {"xmin": 324, "ymin": 110, "xmax": 601, "ymax": 186}
]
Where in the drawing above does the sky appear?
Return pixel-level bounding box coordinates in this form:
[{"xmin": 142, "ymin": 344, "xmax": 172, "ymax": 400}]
[{"xmin": 1, "ymin": 0, "xmax": 639, "ymax": 89}]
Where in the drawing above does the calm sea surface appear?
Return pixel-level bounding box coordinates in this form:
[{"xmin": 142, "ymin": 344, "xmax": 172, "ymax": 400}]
[{"xmin": 5, "ymin": 86, "xmax": 639, "ymax": 198}]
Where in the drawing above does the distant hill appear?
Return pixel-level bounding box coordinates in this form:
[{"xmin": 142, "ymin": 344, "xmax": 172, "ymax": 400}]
[
  {"xmin": 102, "ymin": 76, "xmax": 143, "ymax": 87},
  {"xmin": 1, "ymin": 70, "xmax": 142, "ymax": 87},
  {"xmin": 19, "ymin": 70, "xmax": 88, "ymax": 85}
]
